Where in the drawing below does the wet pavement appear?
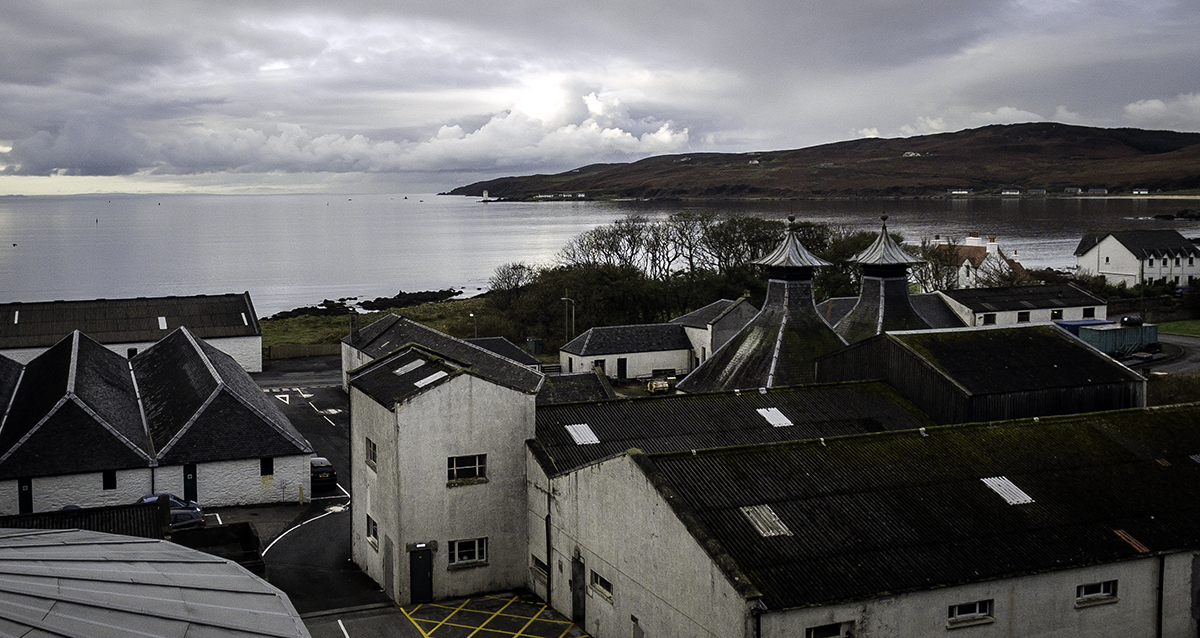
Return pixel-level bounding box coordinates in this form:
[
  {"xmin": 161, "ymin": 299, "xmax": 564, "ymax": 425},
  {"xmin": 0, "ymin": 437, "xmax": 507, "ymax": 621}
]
[{"xmin": 304, "ymin": 592, "xmax": 589, "ymax": 638}]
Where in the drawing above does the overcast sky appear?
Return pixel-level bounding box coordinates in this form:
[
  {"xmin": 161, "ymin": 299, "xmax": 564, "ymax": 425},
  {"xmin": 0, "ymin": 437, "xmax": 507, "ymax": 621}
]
[{"xmin": 1, "ymin": 0, "xmax": 1198, "ymax": 195}]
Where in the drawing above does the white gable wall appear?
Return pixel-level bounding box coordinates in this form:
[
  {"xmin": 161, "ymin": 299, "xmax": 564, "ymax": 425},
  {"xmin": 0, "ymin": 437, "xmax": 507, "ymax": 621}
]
[
  {"xmin": 351, "ymin": 373, "xmax": 536, "ymax": 604},
  {"xmin": 532, "ymin": 453, "xmax": 749, "ymax": 638},
  {"xmin": 559, "ymin": 349, "xmax": 692, "ymax": 379},
  {"xmin": 0, "ymin": 335, "xmax": 262, "ymax": 372}
]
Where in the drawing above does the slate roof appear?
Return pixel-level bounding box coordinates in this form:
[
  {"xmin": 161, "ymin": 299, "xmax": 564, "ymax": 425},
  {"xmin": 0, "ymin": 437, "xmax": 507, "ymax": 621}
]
[
  {"xmin": 532, "ymin": 380, "xmax": 933, "ymax": 476},
  {"xmin": 885, "ymin": 324, "xmax": 1142, "ymax": 394},
  {"xmin": 560, "ymin": 324, "xmax": 693, "ymax": 356},
  {"xmin": 536, "ymin": 370, "xmax": 616, "ymax": 406},
  {"xmin": 0, "ymin": 292, "xmax": 260, "ymax": 349},
  {"xmin": 344, "ymin": 315, "xmax": 542, "ymax": 394},
  {"xmin": 669, "ymin": 299, "xmax": 737, "ymax": 328},
  {"xmin": 0, "ymin": 328, "xmax": 310, "ymax": 480},
  {"xmin": 466, "ymin": 336, "xmax": 541, "ymax": 366},
  {"xmin": 941, "ymin": 284, "xmax": 1104, "ymax": 313},
  {"xmin": 753, "ymin": 228, "xmax": 832, "ymax": 269},
  {"xmin": 1074, "ymin": 229, "xmax": 1200, "ymax": 259},
  {"xmin": 848, "ymin": 217, "xmax": 923, "ymax": 266},
  {"xmin": 0, "ymin": 527, "xmax": 309, "ymax": 636},
  {"xmin": 350, "ymin": 346, "xmax": 466, "ymax": 408},
  {"xmin": 818, "ymin": 294, "xmax": 965, "ymax": 330},
  {"xmin": 634, "ymin": 402, "xmax": 1200, "ymax": 610}
]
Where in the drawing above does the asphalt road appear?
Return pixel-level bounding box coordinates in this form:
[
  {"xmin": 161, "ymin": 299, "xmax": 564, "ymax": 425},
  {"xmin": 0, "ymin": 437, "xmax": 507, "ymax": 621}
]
[{"xmin": 1143, "ymin": 333, "xmax": 1200, "ymax": 375}]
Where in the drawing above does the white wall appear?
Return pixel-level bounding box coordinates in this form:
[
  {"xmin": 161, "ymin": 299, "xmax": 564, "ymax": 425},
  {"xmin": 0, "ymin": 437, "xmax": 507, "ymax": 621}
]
[
  {"xmin": 342, "ymin": 342, "xmax": 373, "ymax": 391},
  {"xmin": 0, "ymin": 335, "xmax": 263, "ymax": 372},
  {"xmin": 533, "ymin": 454, "xmax": 749, "ymax": 638},
  {"xmin": 0, "ymin": 469, "xmax": 152, "ymax": 514},
  {"xmin": 939, "ymin": 294, "xmax": 1105, "ymax": 327},
  {"xmin": 762, "ymin": 553, "xmax": 1197, "ymax": 638},
  {"xmin": 351, "ymin": 373, "xmax": 536, "ymax": 604},
  {"xmin": 1077, "ymin": 236, "xmax": 1200, "ymax": 287},
  {"xmin": 559, "ymin": 349, "xmax": 692, "ymax": 379}
]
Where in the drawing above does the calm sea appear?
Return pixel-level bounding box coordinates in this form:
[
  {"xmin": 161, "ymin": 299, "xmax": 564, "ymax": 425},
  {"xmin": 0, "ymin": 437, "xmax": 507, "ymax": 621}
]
[{"xmin": 2, "ymin": 193, "xmax": 1199, "ymax": 317}]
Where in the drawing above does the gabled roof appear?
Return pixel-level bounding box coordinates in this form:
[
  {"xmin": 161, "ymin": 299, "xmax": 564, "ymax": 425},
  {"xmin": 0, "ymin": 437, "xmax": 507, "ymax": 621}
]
[
  {"xmin": 0, "ymin": 328, "xmax": 310, "ymax": 480},
  {"xmin": 349, "ymin": 346, "xmax": 466, "ymax": 408},
  {"xmin": 0, "ymin": 528, "xmax": 310, "ymax": 637},
  {"xmin": 133, "ymin": 330, "xmax": 310, "ymax": 466},
  {"xmin": 533, "ymin": 380, "xmax": 932, "ymax": 477},
  {"xmin": 344, "ymin": 315, "xmax": 542, "ymax": 394},
  {"xmin": 0, "ymin": 292, "xmax": 260, "ymax": 350},
  {"xmin": 536, "ymin": 370, "xmax": 616, "ymax": 406},
  {"xmin": 634, "ymin": 402, "xmax": 1200, "ymax": 610},
  {"xmin": 560, "ymin": 324, "xmax": 693, "ymax": 356},
  {"xmin": 669, "ymin": 299, "xmax": 738, "ymax": 328},
  {"xmin": 466, "ymin": 336, "xmax": 540, "ymax": 366},
  {"xmin": 883, "ymin": 324, "xmax": 1142, "ymax": 394},
  {"xmin": 941, "ymin": 284, "xmax": 1104, "ymax": 313},
  {"xmin": 0, "ymin": 332, "xmax": 150, "ymax": 479},
  {"xmin": 1074, "ymin": 229, "xmax": 1200, "ymax": 259}
]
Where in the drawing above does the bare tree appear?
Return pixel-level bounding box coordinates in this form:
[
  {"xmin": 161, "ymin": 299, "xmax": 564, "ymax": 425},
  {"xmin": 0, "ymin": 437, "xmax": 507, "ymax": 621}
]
[{"xmin": 911, "ymin": 237, "xmax": 962, "ymax": 293}]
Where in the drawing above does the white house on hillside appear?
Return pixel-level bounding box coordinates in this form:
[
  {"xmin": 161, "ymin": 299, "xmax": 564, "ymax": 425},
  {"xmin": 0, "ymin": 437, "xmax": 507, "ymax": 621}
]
[{"xmin": 1075, "ymin": 229, "xmax": 1200, "ymax": 287}]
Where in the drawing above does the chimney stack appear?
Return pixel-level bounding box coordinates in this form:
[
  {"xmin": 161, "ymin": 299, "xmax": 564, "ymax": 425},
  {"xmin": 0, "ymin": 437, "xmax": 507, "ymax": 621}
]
[{"xmin": 350, "ymin": 314, "xmax": 360, "ymax": 342}]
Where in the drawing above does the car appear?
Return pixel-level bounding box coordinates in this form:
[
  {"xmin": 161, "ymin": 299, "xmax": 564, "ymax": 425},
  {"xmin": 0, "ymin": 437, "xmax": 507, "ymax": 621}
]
[
  {"xmin": 311, "ymin": 456, "xmax": 338, "ymax": 488},
  {"xmin": 138, "ymin": 493, "xmax": 201, "ymax": 511},
  {"xmin": 169, "ymin": 509, "xmax": 206, "ymax": 531}
]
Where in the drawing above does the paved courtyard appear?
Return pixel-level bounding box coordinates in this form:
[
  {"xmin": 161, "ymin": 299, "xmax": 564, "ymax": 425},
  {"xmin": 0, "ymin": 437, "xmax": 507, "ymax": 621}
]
[{"xmin": 400, "ymin": 593, "xmax": 587, "ymax": 638}]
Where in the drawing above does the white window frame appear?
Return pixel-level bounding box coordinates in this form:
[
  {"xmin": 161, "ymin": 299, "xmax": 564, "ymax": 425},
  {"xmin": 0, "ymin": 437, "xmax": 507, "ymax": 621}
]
[
  {"xmin": 1076, "ymin": 579, "xmax": 1118, "ymax": 607},
  {"xmin": 366, "ymin": 515, "xmax": 378, "ymax": 550},
  {"xmin": 365, "ymin": 437, "xmax": 378, "ymax": 471},
  {"xmin": 590, "ymin": 569, "xmax": 613, "ymax": 602},
  {"xmin": 448, "ymin": 537, "xmax": 488, "ymax": 567},
  {"xmin": 947, "ymin": 599, "xmax": 993, "ymax": 628}
]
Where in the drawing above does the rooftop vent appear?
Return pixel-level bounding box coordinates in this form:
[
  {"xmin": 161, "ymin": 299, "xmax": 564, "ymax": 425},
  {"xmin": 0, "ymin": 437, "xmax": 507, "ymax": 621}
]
[
  {"xmin": 756, "ymin": 407, "xmax": 793, "ymax": 427},
  {"xmin": 740, "ymin": 504, "xmax": 792, "ymax": 537},
  {"xmin": 981, "ymin": 476, "xmax": 1034, "ymax": 505},
  {"xmin": 394, "ymin": 360, "xmax": 424, "ymax": 376},
  {"xmin": 413, "ymin": 370, "xmax": 449, "ymax": 388},
  {"xmin": 564, "ymin": 423, "xmax": 600, "ymax": 445}
]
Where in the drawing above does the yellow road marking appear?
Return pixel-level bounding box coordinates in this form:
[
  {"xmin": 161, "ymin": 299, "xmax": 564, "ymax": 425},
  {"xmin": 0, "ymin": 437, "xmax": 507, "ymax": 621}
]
[
  {"xmin": 514, "ymin": 601, "xmax": 546, "ymax": 636},
  {"xmin": 400, "ymin": 595, "xmax": 585, "ymax": 638},
  {"xmin": 399, "ymin": 605, "xmax": 431, "ymax": 638},
  {"xmin": 466, "ymin": 595, "xmax": 518, "ymax": 637}
]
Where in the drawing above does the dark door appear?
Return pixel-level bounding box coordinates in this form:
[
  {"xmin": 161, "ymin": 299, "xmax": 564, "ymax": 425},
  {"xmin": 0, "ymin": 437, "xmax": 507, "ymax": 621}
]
[
  {"xmin": 617, "ymin": 358, "xmax": 628, "ymax": 380},
  {"xmin": 571, "ymin": 555, "xmax": 586, "ymax": 622},
  {"xmin": 183, "ymin": 464, "xmax": 197, "ymax": 503},
  {"xmin": 410, "ymin": 549, "xmax": 433, "ymax": 603},
  {"xmin": 18, "ymin": 478, "xmax": 31, "ymax": 514}
]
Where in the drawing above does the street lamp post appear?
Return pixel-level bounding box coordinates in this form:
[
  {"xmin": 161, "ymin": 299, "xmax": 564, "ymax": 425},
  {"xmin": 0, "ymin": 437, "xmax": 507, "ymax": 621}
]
[
  {"xmin": 560, "ymin": 297, "xmax": 575, "ymax": 340},
  {"xmin": 469, "ymin": 313, "xmax": 477, "ymax": 338}
]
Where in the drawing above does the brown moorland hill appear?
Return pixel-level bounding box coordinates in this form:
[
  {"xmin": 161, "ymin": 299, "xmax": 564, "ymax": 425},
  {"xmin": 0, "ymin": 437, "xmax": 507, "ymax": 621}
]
[{"xmin": 446, "ymin": 122, "xmax": 1200, "ymax": 199}]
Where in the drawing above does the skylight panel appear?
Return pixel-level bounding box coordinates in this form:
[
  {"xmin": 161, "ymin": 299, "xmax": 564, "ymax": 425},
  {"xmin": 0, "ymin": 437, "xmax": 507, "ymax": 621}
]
[
  {"xmin": 241, "ymin": 312, "xmax": 248, "ymax": 326},
  {"xmin": 981, "ymin": 476, "xmax": 1034, "ymax": 505},
  {"xmin": 564, "ymin": 423, "xmax": 600, "ymax": 445},
  {"xmin": 413, "ymin": 370, "xmax": 448, "ymax": 388},
  {"xmin": 158, "ymin": 316, "xmax": 168, "ymax": 330},
  {"xmin": 11, "ymin": 311, "xmax": 17, "ymax": 325},
  {"xmin": 393, "ymin": 360, "xmax": 424, "ymax": 376},
  {"xmin": 756, "ymin": 407, "xmax": 793, "ymax": 427},
  {"xmin": 740, "ymin": 504, "xmax": 792, "ymax": 537}
]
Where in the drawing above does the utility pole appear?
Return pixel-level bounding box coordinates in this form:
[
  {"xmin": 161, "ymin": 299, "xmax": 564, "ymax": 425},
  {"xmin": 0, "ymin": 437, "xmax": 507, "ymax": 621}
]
[{"xmin": 561, "ymin": 297, "xmax": 576, "ymax": 340}]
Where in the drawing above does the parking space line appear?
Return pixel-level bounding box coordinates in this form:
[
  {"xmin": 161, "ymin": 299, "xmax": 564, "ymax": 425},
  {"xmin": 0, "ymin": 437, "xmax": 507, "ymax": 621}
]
[
  {"xmin": 514, "ymin": 602, "xmax": 546, "ymax": 636},
  {"xmin": 466, "ymin": 596, "xmax": 517, "ymax": 637},
  {"xmin": 337, "ymin": 618, "xmax": 351, "ymax": 638}
]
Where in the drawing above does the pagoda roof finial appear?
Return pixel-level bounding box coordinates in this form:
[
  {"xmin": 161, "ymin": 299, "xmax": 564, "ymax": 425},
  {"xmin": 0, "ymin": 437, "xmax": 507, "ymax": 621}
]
[
  {"xmin": 754, "ymin": 216, "xmax": 832, "ymax": 268},
  {"xmin": 849, "ymin": 213, "xmax": 924, "ymax": 266}
]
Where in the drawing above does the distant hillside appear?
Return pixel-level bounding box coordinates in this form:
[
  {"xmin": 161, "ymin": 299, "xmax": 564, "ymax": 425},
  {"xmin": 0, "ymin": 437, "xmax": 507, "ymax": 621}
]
[{"xmin": 446, "ymin": 123, "xmax": 1200, "ymax": 199}]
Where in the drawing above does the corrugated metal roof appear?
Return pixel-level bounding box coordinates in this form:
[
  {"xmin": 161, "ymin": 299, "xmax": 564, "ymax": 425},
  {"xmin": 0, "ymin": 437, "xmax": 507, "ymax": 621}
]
[
  {"xmin": 941, "ymin": 284, "xmax": 1104, "ymax": 313},
  {"xmin": 0, "ymin": 293, "xmax": 260, "ymax": 349},
  {"xmin": 350, "ymin": 346, "xmax": 463, "ymax": 407},
  {"xmin": 537, "ymin": 371, "xmax": 616, "ymax": 405},
  {"xmin": 533, "ymin": 380, "xmax": 934, "ymax": 476},
  {"xmin": 635, "ymin": 402, "xmax": 1200, "ymax": 610},
  {"xmin": 0, "ymin": 528, "xmax": 309, "ymax": 636}
]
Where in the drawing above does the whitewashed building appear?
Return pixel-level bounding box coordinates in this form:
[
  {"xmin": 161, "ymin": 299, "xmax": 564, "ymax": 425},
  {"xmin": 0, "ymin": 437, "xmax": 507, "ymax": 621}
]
[
  {"xmin": 0, "ymin": 293, "xmax": 263, "ymax": 372},
  {"xmin": 0, "ymin": 328, "xmax": 311, "ymax": 515},
  {"xmin": 938, "ymin": 284, "xmax": 1107, "ymax": 327},
  {"xmin": 348, "ymin": 342, "xmax": 543, "ymax": 604},
  {"xmin": 1075, "ymin": 229, "xmax": 1200, "ymax": 287},
  {"xmin": 929, "ymin": 233, "xmax": 1025, "ymax": 289}
]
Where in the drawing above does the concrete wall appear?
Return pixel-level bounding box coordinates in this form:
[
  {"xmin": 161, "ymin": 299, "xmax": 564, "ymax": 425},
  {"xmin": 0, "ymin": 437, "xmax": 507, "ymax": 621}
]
[
  {"xmin": 351, "ymin": 374, "xmax": 536, "ymax": 604},
  {"xmin": 762, "ymin": 553, "xmax": 1197, "ymax": 638},
  {"xmin": 342, "ymin": 342, "xmax": 373, "ymax": 391},
  {"xmin": 0, "ymin": 454, "xmax": 304, "ymax": 514},
  {"xmin": 532, "ymin": 453, "xmax": 749, "ymax": 638},
  {"xmin": 559, "ymin": 349, "xmax": 692, "ymax": 379},
  {"xmin": 0, "ymin": 335, "xmax": 263, "ymax": 372}
]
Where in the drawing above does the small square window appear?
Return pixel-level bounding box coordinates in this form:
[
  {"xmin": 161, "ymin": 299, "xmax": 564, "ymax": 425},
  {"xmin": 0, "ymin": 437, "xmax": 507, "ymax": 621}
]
[
  {"xmin": 1076, "ymin": 579, "xmax": 1118, "ymax": 607},
  {"xmin": 1083, "ymin": 307, "xmax": 1095, "ymax": 319},
  {"xmin": 102, "ymin": 470, "xmax": 116, "ymax": 490},
  {"xmin": 260, "ymin": 457, "xmax": 274, "ymax": 476},
  {"xmin": 1050, "ymin": 309, "xmax": 1064, "ymax": 320},
  {"xmin": 948, "ymin": 599, "xmax": 993, "ymax": 627},
  {"xmin": 365, "ymin": 437, "xmax": 378, "ymax": 470},
  {"xmin": 531, "ymin": 554, "xmax": 549, "ymax": 575},
  {"xmin": 448, "ymin": 454, "xmax": 487, "ymax": 482},
  {"xmin": 1104, "ymin": 256, "xmax": 1110, "ymax": 264},
  {"xmin": 448, "ymin": 537, "xmax": 487, "ymax": 566},
  {"xmin": 982, "ymin": 313, "xmax": 996, "ymax": 325},
  {"xmin": 1176, "ymin": 258, "xmax": 1182, "ymax": 267},
  {"xmin": 590, "ymin": 570, "xmax": 613, "ymax": 601},
  {"xmin": 366, "ymin": 515, "xmax": 378, "ymax": 549},
  {"xmin": 1017, "ymin": 311, "xmax": 1030, "ymax": 323}
]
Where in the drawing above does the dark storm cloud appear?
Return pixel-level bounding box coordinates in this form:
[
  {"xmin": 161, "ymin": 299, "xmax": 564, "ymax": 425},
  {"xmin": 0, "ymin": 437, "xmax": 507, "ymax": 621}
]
[{"xmin": 0, "ymin": 0, "xmax": 1197, "ymax": 190}]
